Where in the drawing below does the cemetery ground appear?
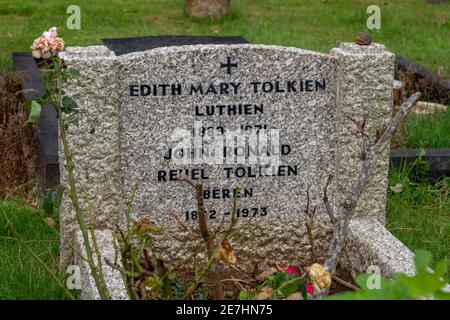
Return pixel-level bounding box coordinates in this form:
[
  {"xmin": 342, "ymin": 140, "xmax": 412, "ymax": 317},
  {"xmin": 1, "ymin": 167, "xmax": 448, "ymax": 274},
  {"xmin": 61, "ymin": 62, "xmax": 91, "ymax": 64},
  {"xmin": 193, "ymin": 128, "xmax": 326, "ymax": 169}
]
[
  {"xmin": 0, "ymin": 164, "xmax": 448, "ymax": 299},
  {"xmin": 0, "ymin": 0, "xmax": 449, "ymax": 300}
]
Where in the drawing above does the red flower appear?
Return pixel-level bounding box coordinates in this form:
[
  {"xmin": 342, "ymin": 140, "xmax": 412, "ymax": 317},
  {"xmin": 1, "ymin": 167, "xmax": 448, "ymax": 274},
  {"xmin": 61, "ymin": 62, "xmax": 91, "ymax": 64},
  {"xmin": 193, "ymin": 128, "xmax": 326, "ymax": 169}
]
[
  {"xmin": 279, "ymin": 265, "xmax": 300, "ymax": 275},
  {"xmin": 306, "ymin": 283, "xmax": 332, "ymax": 296},
  {"xmin": 306, "ymin": 283, "xmax": 315, "ymax": 295}
]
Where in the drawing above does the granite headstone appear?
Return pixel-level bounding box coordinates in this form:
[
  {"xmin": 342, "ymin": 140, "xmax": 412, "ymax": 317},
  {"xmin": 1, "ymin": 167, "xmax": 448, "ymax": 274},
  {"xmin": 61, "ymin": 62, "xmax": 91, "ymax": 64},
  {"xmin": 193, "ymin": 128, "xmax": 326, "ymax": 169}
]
[{"xmin": 60, "ymin": 42, "xmax": 394, "ymax": 268}]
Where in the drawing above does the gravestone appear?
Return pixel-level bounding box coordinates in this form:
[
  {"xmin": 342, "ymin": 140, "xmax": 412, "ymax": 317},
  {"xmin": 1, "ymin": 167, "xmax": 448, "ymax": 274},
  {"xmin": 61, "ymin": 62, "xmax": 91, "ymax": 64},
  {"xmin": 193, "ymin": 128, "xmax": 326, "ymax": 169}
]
[
  {"xmin": 60, "ymin": 42, "xmax": 394, "ymax": 268},
  {"xmin": 12, "ymin": 52, "xmax": 60, "ymax": 190},
  {"xmin": 102, "ymin": 35, "xmax": 248, "ymax": 56},
  {"xmin": 12, "ymin": 37, "xmax": 250, "ymax": 192}
]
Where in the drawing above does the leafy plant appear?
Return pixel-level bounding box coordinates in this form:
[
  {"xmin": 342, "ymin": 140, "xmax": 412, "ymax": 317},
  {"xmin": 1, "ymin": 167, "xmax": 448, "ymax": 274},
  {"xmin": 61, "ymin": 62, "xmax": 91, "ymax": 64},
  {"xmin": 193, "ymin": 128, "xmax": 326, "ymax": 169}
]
[
  {"xmin": 239, "ymin": 268, "xmax": 307, "ymax": 300},
  {"xmin": 410, "ymin": 149, "xmax": 431, "ymax": 183},
  {"xmin": 24, "ymin": 101, "xmax": 42, "ymax": 125},
  {"xmin": 25, "ymin": 47, "xmax": 110, "ymax": 298},
  {"xmin": 105, "ymin": 211, "xmax": 174, "ymax": 300},
  {"xmin": 328, "ymin": 250, "xmax": 450, "ymax": 300},
  {"xmin": 41, "ymin": 186, "xmax": 64, "ymax": 217},
  {"xmin": 391, "ymin": 148, "xmax": 430, "ymax": 186},
  {"xmin": 265, "ymin": 269, "xmax": 307, "ymax": 299}
]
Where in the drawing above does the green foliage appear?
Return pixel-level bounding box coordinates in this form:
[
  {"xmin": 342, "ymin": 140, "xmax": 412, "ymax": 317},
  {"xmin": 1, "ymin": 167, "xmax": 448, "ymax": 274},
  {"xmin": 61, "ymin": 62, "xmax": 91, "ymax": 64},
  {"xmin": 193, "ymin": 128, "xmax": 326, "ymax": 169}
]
[
  {"xmin": 24, "ymin": 100, "xmax": 41, "ymax": 125},
  {"xmin": 41, "ymin": 186, "xmax": 64, "ymax": 216},
  {"xmin": 329, "ymin": 250, "xmax": 450, "ymax": 300},
  {"xmin": 239, "ymin": 269, "xmax": 306, "ymax": 300},
  {"xmin": 24, "ymin": 58, "xmax": 79, "ymax": 128},
  {"xmin": 393, "ymin": 148, "xmax": 431, "ymax": 184},
  {"xmin": 61, "ymin": 96, "xmax": 78, "ymax": 114},
  {"xmin": 0, "ymin": 0, "xmax": 448, "ymax": 78},
  {"xmin": 387, "ymin": 158, "xmax": 449, "ymax": 277},
  {"xmin": 410, "ymin": 149, "xmax": 431, "ymax": 183},
  {"xmin": 266, "ymin": 269, "xmax": 305, "ymax": 299},
  {"xmin": 238, "ymin": 290, "xmax": 253, "ymax": 300},
  {"xmin": 172, "ymin": 281, "xmax": 208, "ymax": 300},
  {"xmin": 0, "ymin": 200, "xmax": 67, "ymax": 299},
  {"xmin": 397, "ymin": 110, "xmax": 450, "ymax": 149},
  {"xmin": 65, "ymin": 68, "xmax": 80, "ymax": 77}
]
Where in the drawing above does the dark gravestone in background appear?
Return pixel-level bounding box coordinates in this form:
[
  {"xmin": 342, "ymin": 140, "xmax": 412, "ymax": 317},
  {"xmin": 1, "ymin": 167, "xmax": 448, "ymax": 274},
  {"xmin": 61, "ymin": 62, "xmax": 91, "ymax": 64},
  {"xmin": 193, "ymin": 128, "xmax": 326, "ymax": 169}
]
[
  {"xmin": 102, "ymin": 35, "xmax": 248, "ymax": 56},
  {"xmin": 395, "ymin": 56, "xmax": 450, "ymax": 105},
  {"xmin": 13, "ymin": 52, "xmax": 59, "ymax": 190},
  {"xmin": 390, "ymin": 148, "xmax": 450, "ymax": 183}
]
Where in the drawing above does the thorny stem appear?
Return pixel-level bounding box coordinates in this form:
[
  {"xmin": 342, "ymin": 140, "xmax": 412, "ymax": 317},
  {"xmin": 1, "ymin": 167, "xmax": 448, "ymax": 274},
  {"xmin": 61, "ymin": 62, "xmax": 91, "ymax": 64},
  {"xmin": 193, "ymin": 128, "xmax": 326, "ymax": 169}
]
[
  {"xmin": 324, "ymin": 92, "xmax": 421, "ymax": 274},
  {"xmin": 55, "ymin": 58, "xmax": 110, "ymax": 299},
  {"xmin": 85, "ymin": 191, "xmax": 108, "ymax": 295}
]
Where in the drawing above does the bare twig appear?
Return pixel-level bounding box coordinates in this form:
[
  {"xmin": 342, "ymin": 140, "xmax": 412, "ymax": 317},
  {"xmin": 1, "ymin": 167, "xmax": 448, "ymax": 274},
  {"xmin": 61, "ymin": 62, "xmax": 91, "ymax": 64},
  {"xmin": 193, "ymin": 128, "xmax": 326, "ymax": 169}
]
[
  {"xmin": 211, "ymin": 214, "xmax": 226, "ymax": 240},
  {"xmin": 323, "ymin": 175, "xmax": 336, "ymax": 224},
  {"xmin": 230, "ymin": 265, "xmax": 255, "ymax": 281},
  {"xmin": 346, "ymin": 115, "xmax": 369, "ymax": 138},
  {"xmin": 305, "ymin": 220, "xmax": 316, "ymax": 259},
  {"xmin": 324, "ymin": 92, "xmax": 421, "ymax": 274},
  {"xmin": 224, "ymin": 275, "xmax": 246, "ymax": 291},
  {"xmin": 176, "ymin": 177, "xmax": 224, "ymax": 300},
  {"xmin": 304, "ymin": 188, "xmax": 317, "ymax": 259},
  {"xmin": 221, "ymin": 278, "xmax": 254, "ymax": 284},
  {"xmin": 169, "ymin": 211, "xmax": 197, "ymax": 239},
  {"xmin": 332, "ymin": 275, "xmax": 359, "ymax": 291}
]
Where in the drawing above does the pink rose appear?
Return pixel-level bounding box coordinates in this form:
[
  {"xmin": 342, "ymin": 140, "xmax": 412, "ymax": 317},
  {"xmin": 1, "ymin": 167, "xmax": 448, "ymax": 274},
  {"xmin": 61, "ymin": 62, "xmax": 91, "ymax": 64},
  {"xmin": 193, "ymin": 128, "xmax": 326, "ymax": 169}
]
[{"xmin": 31, "ymin": 27, "xmax": 64, "ymax": 59}]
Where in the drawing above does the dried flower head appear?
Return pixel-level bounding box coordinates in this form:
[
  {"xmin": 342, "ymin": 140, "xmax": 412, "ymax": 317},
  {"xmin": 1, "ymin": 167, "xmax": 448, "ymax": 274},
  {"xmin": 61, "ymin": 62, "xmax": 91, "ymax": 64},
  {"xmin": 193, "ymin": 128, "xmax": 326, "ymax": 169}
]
[
  {"xmin": 133, "ymin": 218, "xmax": 162, "ymax": 234},
  {"xmin": 31, "ymin": 27, "xmax": 65, "ymax": 59},
  {"xmin": 215, "ymin": 239, "xmax": 236, "ymax": 265},
  {"xmin": 307, "ymin": 263, "xmax": 331, "ymax": 292}
]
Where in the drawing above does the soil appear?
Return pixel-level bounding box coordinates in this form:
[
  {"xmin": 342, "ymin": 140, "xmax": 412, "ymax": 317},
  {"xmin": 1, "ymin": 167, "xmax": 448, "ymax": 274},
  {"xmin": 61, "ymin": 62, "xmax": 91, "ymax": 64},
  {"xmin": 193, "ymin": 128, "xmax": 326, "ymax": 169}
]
[
  {"xmin": 173, "ymin": 264, "xmax": 357, "ymax": 299},
  {"xmin": 0, "ymin": 72, "xmax": 38, "ymax": 198}
]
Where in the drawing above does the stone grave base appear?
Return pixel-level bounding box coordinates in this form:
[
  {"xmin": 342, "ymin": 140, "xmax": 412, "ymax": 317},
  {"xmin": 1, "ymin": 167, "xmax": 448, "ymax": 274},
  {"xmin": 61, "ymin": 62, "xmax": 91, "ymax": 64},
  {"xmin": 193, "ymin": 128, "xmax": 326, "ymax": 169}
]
[{"xmin": 74, "ymin": 217, "xmax": 416, "ymax": 300}]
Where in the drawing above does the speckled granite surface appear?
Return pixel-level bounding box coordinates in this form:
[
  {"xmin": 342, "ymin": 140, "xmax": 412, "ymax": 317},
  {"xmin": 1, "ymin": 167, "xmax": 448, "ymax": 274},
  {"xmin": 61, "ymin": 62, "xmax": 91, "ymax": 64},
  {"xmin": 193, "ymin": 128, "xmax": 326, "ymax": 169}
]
[
  {"xmin": 60, "ymin": 43, "xmax": 395, "ymax": 272},
  {"xmin": 74, "ymin": 230, "xmax": 128, "ymax": 300},
  {"xmin": 331, "ymin": 43, "xmax": 395, "ymax": 224},
  {"xmin": 342, "ymin": 218, "xmax": 415, "ymax": 278},
  {"xmin": 59, "ymin": 47, "xmax": 121, "ymax": 266}
]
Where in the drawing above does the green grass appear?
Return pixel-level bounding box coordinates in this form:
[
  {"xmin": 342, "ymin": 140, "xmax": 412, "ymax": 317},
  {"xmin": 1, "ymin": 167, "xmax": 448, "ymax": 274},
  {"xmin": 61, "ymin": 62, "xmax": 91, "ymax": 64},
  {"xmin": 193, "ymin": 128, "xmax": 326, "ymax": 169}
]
[
  {"xmin": 386, "ymin": 163, "xmax": 450, "ymax": 276},
  {"xmin": 396, "ymin": 110, "xmax": 450, "ymax": 148},
  {"xmin": 0, "ymin": 0, "xmax": 449, "ymax": 76},
  {"xmin": 0, "ymin": 199, "xmax": 67, "ymax": 299},
  {"xmin": 0, "ymin": 171, "xmax": 448, "ymax": 298}
]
